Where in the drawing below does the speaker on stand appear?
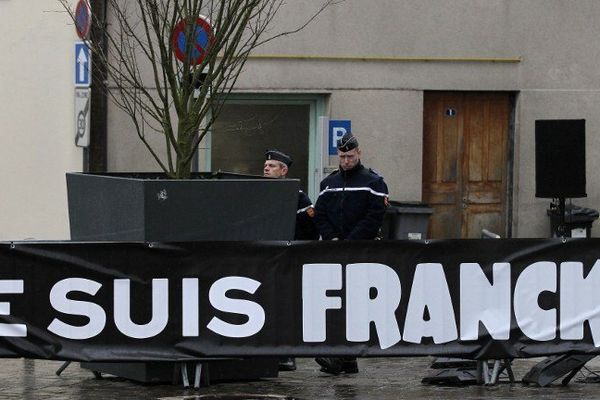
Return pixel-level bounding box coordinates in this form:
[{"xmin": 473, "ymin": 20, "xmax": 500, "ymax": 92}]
[
  {"xmin": 524, "ymin": 119, "xmax": 590, "ymax": 386},
  {"xmin": 535, "ymin": 119, "xmax": 587, "ymax": 236}
]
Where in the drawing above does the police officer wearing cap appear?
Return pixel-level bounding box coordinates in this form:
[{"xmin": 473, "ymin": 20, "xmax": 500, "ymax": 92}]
[
  {"xmin": 264, "ymin": 150, "xmax": 319, "ymax": 372},
  {"xmin": 264, "ymin": 150, "xmax": 319, "ymax": 241},
  {"xmin": 314, "ymin": 132, "xmax": 388, "ymax": 375}
]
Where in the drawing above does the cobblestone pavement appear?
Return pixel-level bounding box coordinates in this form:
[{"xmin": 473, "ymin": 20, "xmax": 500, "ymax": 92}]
[{"xmin": 3, "ymin": 357, "xmax": 600, "ymax": 399}]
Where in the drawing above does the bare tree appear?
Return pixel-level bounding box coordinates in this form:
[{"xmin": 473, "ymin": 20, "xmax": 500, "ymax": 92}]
[{"xmin": 60, "ymin": 0, "xmax": 337, "ymax": 178}]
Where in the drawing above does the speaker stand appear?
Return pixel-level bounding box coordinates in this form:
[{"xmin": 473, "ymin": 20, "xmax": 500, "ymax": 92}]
[
  {"xmin": 522, "ymin": 354, "xmax": 596, "ymax": 386},
  {"xmin": 551, "ymin": 197, "xmax": 567, "ymax": 237},
  {"xmin": 423, "ymin": 358, "xmax": 514, "ymax": 386},
  {"xmin": 558, "ymin": 198, "xmax": 566, "ymax": 235}
]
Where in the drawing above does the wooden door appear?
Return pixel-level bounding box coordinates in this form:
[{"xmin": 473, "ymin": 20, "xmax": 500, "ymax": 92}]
[{"xmin": 422, "ymin": 92, "xmax": 511, "ymax": 239}]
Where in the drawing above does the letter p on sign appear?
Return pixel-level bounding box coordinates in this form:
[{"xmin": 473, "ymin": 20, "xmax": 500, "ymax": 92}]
[{"xmin": 329, "ymin": 120, "xmax": 352, "ymax": 155}]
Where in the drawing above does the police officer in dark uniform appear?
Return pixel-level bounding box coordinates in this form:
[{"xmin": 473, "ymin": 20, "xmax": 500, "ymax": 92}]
[
  {"xmin": 264, "ymin": 149, "xmax": 319, "ymax": 371},
  {"xmin": 264, "ymin": 150, "xmax": 319, "ymax": 241},
  {"xmin": 314, "ymin": 132, "xmax": 388, "ymax": 374}
]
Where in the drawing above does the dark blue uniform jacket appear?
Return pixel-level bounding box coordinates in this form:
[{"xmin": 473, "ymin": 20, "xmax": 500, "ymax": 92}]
[
  {"xmin": 315, "ymin": 161, "xmax": 388, "ymax": 240},
  {"xmin": 295, "ymin": 191, "xmax": 319, "ymax": 240}
]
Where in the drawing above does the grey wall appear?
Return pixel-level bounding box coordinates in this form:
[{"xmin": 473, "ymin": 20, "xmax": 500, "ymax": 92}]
[
  {"xmin": 107, "ymin": 0, "xmax": 600, "ymax": 237},
  {"xmin": 327, "ymin": 90, "xmax": 423, "ymax": 201}
]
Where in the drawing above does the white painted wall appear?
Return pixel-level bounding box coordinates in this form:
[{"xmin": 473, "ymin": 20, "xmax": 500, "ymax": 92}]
[{"xmin": 0, "ymin": 1, "xmax": 81, "ymax": 240}]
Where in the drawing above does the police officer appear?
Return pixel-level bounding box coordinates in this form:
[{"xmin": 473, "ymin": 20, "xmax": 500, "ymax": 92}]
[
  {"xmin": 264, "ymin": 149, "xmax": 319, "ymax": 371},
  {"xmin": 314, "ymin": 132, "xmax": 388, "ymax": 375},
  {"xmin": 264, "ymin": 150, "xmax": 319, "ymax": 241}
]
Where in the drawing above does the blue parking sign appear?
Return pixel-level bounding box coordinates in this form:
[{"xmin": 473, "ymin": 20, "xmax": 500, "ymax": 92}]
[
  {"xmin": 329, "ymin": 120, "xmax": 351, "ymax": 155},
  {"xmin": 75, "ymin": 41, "xmax": 91, "ymax": 87}
]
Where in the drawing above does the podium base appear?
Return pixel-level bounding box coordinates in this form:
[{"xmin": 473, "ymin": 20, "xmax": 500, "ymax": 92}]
[{"xmin": 81, "ymin": 358, "xmax": 280, "ymax": 385}]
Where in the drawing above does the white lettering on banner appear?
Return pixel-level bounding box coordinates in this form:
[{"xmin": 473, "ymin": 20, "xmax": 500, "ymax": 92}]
[
  {"xmin": 4, "ymin": 260, "xmax": 600, "ymax": 347},
  {"xmin": 514, "ymin": 261, "xmax": 557, "ymax": 341},
  {"xmin": 0, "ymin": 280, "xmax": 26, "ymax": 337},
  {"xmin": 560, "ymin": 260, "xmax": 600, "ymax": 346},
  {"xmin": 346, "ymin": 263, "xmax": 401, "ymax": 349},
  {"xmin": 207, "ymin": 277, "xmax": 265, "ymax": 338},
  {"xmin": 48, "ymin": 278, "xmax": 106, "ymax": 339},
  {"xmin": 114, "ymin": 279, "xmax": 169, "ymax": 339},
  {"xmin": 182, "ymin": 278, "xmax": 199, "ymax": 337},
  {"xmin": 460, "ymin": 263, "xmax": 511, "ymax": 340},
  {"xmin": 301, "ymin": 260, "xmax": 600, "ymax": 349},
  {"xmin": 403, "ymin": 263, "xmax": 458, "ymax": 344},
  {"xmin": 43, "ymin": 276, "xmax": 265, "ymax": 340},
  {"xmin": 302, "ymin": 264, "xmax": 342, "ymax": 342}
]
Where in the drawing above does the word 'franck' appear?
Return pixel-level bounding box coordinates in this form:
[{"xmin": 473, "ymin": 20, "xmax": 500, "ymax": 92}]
[{"xmin": 304, "ymin": 261, "xmax": 600, "ymax": 348}]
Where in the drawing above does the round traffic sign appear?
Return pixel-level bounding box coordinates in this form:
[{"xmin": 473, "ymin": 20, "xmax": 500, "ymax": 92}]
[
  {"xmin": 74, "ymin": 0, "xmax": 91, "ymax": 40},
  {"xmin": 172, "ymin": 17, "xmax": 215, "ymax": 65}
]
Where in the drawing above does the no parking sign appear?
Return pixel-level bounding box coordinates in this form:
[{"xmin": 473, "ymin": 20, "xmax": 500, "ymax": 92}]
[
  {"xmin": 172, "ymin": 16, "xmax": 215, "ymax": 65},
  {"xmin": 74, "ymin": 0, "xmax": 91, "ymax": 40}
]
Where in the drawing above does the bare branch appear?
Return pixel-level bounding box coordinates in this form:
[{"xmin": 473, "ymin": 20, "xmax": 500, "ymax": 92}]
[{"xmin": 58, "ymin": 0, "xmax": 339, "ymax": 178}]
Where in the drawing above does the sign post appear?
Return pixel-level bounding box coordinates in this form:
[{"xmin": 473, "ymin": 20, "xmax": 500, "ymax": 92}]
[{"xmin": 73, "ymin": 1, "xmax": 92, "ymax": 150}]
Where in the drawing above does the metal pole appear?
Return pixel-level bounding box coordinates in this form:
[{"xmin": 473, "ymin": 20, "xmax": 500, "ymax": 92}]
[
  {"xmin": 558, "ymin": 197, "xmax": 566, "ymax": 237},
  {"xmin": 89, "ymin": 0, "xmax": 108, "ymax": 172}
]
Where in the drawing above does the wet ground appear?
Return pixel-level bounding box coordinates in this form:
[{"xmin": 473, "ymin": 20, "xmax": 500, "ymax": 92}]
[{"xmin": 3, "ymin": 357, "xmax": 600, "ymax": 399}]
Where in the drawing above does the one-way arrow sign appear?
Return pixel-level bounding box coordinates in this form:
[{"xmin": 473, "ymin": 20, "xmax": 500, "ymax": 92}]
[{"xmin": 75, "ymin": 41, "xmax": 91, "ymax": 87}]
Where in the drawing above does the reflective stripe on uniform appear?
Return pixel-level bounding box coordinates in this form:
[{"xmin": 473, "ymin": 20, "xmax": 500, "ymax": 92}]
[
  {"xmin": 318, "ymin": 186, "xmax": 388, "ymax": 198},
  {"xmin": 297, "ymin": 205, "xmax": 314, "ymax": 214}
]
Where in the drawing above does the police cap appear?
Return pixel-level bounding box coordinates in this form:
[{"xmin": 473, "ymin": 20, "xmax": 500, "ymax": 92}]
[
  {"xmin": 265, "ymin": 149, "xmax": 293, "ymax": 167},
  {"xmin": 337, "ymin": 132, "xmax": 358, "ymax": 152}
]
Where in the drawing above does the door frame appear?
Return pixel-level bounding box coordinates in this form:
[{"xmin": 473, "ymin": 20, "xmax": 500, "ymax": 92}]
[
  {"xmin": 200, "ymin": 93, "xmax": 326, "ymax": 200},
  {"xmin": 505, "ymin": 92, "xmax": 517, "ymax": 238}
]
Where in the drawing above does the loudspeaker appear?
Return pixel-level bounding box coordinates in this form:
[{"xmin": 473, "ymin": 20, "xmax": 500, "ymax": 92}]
[{"xmin": 535, "ymin": 119, "xmax": 586, "ymax": 198}]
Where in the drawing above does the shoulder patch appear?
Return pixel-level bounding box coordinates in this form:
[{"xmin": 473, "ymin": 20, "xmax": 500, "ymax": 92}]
[{"xmin": 369, "ymin": 168, "xmax": 382, "ymax": 176}]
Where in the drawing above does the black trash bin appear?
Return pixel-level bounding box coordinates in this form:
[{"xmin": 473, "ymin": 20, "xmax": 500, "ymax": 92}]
[
  {"xmin": 547, "ymin": 203, "xmax": 599, "ymax": 238},
  {"xmin": 382, "ymin": 201, "xmax": 434, "ymax": 240}
]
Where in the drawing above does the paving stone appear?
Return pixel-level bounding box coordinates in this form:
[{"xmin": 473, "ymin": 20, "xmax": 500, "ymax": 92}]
[{"xmin": 2, "ymin": 357, "xmax": 600, "ymax": 399}]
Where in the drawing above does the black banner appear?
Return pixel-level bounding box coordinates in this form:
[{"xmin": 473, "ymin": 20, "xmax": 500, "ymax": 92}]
[{"xmin": 2, "ymin": 239, "xmax": 600, "ymax": 361}]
